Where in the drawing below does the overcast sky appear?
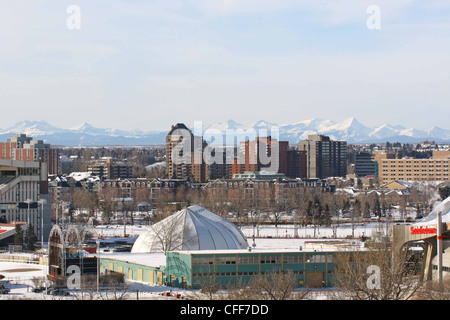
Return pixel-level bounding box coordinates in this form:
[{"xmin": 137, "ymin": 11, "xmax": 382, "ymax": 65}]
[{"xmin": 0, "ymin": 0, "xmax": 449, "ymax": 132}]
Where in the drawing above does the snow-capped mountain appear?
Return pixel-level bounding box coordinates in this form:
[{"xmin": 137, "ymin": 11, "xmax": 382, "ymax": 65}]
[
  {"xmin": 203, "ymin": 119, "xmax": 247, "ymax": 132},
  {"xmin": 5, "ymin": 120, "xmax": 67, "ymax": 136},
  {"xmin": 0, "ymin": 118, "xmax": 449, "ymax": 146},
  {"xmin": 0, "ymin": 120, "xmax": 166, "ymax": 146}
]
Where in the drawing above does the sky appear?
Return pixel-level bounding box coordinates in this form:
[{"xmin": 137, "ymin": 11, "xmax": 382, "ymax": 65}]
[{"xmin": 0, "ymin": 0, "xmax": 449, "ymax": 132}]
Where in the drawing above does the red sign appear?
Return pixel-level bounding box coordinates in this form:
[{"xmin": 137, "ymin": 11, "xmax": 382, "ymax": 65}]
[{"xmin": 410, "ymin": 225, "xmax": 437, "ymax": 235}]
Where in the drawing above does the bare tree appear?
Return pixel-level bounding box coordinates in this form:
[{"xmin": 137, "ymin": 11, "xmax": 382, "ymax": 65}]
[
  {"xmin": 243, "ymin": 271, "xmax": 303, "ymax": 300},
  {"xmin": 65, "ymin": 188, "xmax": 98, "ymax": 223},
  {"xmin": 192, "ymin": 271, "xmax": 310, "ymax": 301},
  {"xmin": 71, "ymin": 274, "xmax": 129, "ymax": 300},
  {"xmin": 415, "ymin": 277, "xmax": 450, "ymax": 300},
  {"xmin": 97, "ymin": 187, "xmax": 119, "ymax": 224},
  {"xmin": 331, "ymin": 244, "xmax": 424, "ymax": 300},
  {"xmin": 143, "ymin": 212, "xmax": 197, "ymax": 253},
  {"xmin": 228, "ymin": 186, "xmax": 248, "ymax": 227}
]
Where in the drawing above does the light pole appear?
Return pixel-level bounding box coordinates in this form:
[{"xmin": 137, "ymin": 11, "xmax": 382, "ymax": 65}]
[
  {"xmin": 25, "ymin": 199, "xmax": 32, "ymax": 225},
  {"xmin": 437, "ymin": 212, "xmax": 443, "ymax": 286},
  {"xmin": 38, "ymin": 199, "xmax": 47, "ymax": 251},
  {"xmin": 52, "ymin": 201, "xmax": 58, "ymax": 226},
  {"xmin": 38, "ymin": 199, "xmax": 48, "ymax": 292},
  {"xmin": 96, "ymin": 239, "xmax": 100, "ymax": 293}
]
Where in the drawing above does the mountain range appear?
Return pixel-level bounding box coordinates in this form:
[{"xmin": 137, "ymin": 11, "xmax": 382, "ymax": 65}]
[{"xmin": 0, "ymin": 118, "xmax": 449, "ymax": 146}]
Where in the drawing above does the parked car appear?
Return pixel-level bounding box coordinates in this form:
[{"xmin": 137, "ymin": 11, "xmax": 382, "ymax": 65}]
[
  {"xmin": 52, "ymin": 289, "xmax": 71, "ymax": 296},
  {"xmin": 0, "ymin": 287, "xmax": 9, "ymax": 294},
  {"xmin": 0, "ymin": 281, "xmax": 10, "ymax": 294},
  {"xmin": 32, "ymin": 286, "xmax": 46, "ymax": 293}
]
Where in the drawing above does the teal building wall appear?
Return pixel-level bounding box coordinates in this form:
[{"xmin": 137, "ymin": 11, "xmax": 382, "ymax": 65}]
[{"xmin": 165, "ymin": 250, "xmax": 345, "ymax": 289}]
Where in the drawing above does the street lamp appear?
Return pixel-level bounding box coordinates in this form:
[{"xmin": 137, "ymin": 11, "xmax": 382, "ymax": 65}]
[
  {"xmin": 25, "ymin": 199, "xmax": 32, "ymax": 225},
  {"xmin": 38, "ymin": 199, "xmax": 47, "ymax": 251},
  {"xmin": 96, "ymin": 239, "xmax": 100, "ymax": 293}
]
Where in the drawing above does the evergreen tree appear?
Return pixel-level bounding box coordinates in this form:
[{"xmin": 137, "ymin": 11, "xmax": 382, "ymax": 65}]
[
  {"xmin": 24, "ymin": 224, "xmax": 38, "ymax": 251},
  {"xmin": 439, "ymin": 186, "xmax": 450, "ymax": 201},
  {"xmin": 14, "ymin": 223, "xmax": 24, "ymax": 248}
]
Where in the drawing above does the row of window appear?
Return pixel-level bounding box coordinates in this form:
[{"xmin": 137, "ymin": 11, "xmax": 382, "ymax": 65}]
[
  {"xmin": 382, "ymin": 164, "xmax": 449, "ymax": 168},
  {"xmin": 193, "ymin": 270, "xmax": 306, "ymax": 277},
  {"xmin": 193, "ymin": 254, "xmax": 334, "ymax": 266},
  {"xmin": 432, "ymin": 265, "xmax": 450, "ymax": 272},
  {"xmin": 382, "ymin": 172, "xmax": 449, "ymax": 176},
  {"xmin": 382, "ymin": 160, "xmax": 449, "ymax": 164}
]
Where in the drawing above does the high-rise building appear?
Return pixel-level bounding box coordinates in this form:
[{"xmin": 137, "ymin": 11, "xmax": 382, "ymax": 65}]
[
  {"xmin": 354, "ymin": 152, "xmax": 376, "ymax": 178},
  {"xmin": 231, "ymin": 136, "xmax": 288, "ymax": 176},
  {"xmin": 286, "ymin": 149, "xmax": 307, "ymax": 178},
  {"xmin": 0, "ymin": 134, "xmax": 59, "ymax": 175},
  {"xmin": 166, "ymin": 123, "xmax": 207, "ymax": 183},
  {"xmin": 297, "ymin": 134, "xmax": 347, "ymax": 179},
  {"xmin": 204, "ymin": 147, "xmax": 233, "ymax": 180}
]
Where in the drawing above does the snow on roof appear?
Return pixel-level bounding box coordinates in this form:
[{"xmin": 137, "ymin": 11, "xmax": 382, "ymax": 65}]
[
  {"xmin": 100, "ymin": 252, "xmax": 167, "ymax": 267},
  {"xmin": 145, "ymin": 162, "xmax": 165, "ymax": 170},
  {"xmin": 68, "ymin": 171, "xmax": 93, "ymax": 181},
  {"xmin": 415, "ymin": 196, "xmax": 450, "ymax": 225},
  {"xmin": 335, "ymin": 188, "xmax": 355, "ymax": 196},
  {"xmin": 172, "ymin": 245, "xmax": 365, "ymax": 255}
]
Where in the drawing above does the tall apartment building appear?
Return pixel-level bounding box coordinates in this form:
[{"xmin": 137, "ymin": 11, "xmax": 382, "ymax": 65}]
[
  {"xmin": 166, "ymin": 123, "xmax": 207, "ymax": 183},
  {"xmin": 205, "ymin": 147, "xmax": 233, "ymax": 180},
  {"xmin": 297, "ymin": 134, "xmax": 347, "ymax": 179},
  {"xmin": 286, "ymin": 149, "xmax": 307, "ymax": 178},
  {"xmin": 231, "ymin": 137, "xmax": 289, "ymax": 177},
  {"xmin": 377, "ymin": 150, "xmax": 450, "ymax": 184},
  {"xmin": 0, "ymin": 134, "xmax": 59, "ymax": 175}
]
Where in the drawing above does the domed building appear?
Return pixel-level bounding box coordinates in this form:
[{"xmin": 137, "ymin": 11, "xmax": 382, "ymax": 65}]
[{"xmin": 131, "ymin": 205, "xmax": 248, "ymax": 253}]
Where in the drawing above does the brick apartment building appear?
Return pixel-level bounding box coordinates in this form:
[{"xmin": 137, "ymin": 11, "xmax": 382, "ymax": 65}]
[
  {"xmin": 86, "ymin": 158, "xmax": 133, "ymax": 180},
  {"xmin": 231, "ymin": 137, "xmax": 290, "ymax": 177},
  {"xmin": 377, "ymin": 150, "xmax": 450, "ymax": 184},
  {"xmin": 166, "ymin": 123, "xmax": 207, "ymax": 183},
  {"xmin": 0, "ymin": 134, "xmax": 59, "ymax": 175}
]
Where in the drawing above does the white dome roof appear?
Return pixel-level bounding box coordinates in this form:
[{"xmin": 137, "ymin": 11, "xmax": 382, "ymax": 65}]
[{"xmin": 131, "ymin": 205, "xmax": 248, "ymax": 253}]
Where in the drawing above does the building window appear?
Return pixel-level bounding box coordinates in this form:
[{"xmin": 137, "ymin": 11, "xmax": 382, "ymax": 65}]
[{"xmin": 283, "ymin": 255, "xmax": 304, "ymax": 264}]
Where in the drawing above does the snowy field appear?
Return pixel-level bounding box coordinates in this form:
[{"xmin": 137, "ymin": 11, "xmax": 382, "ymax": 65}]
[{"xmin": 95, "ymin": 219, "xmax": 398, "ymax": 242}]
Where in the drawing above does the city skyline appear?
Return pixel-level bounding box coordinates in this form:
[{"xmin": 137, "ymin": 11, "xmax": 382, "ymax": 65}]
[{"xmin": 1, "ymin": 1, "xmax": 449, "ymax": 132}]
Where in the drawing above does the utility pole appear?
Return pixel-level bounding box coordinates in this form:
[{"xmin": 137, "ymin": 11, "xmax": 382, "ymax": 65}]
[
  {"xmin": 38, "ymin": 199, "xmax": 47, "ymax": 250},
  {"xmin": 437, "ymin": 211, "xmax": 443, "ymax": 286}
]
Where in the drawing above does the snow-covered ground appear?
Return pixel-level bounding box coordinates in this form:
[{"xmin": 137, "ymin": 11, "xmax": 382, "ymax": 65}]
[
  {"xmin": 95, "ymin": 219, "xmax": 399, "ymax": 242},
  {"xmin": 0, "ymin": 260, "xmax": 190, "ymax": 300}
]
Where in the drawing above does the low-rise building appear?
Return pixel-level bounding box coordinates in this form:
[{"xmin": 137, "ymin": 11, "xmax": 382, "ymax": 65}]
[{"xmin": 377, "ymin": 151, "xmax": 450, "ymax": 184}]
